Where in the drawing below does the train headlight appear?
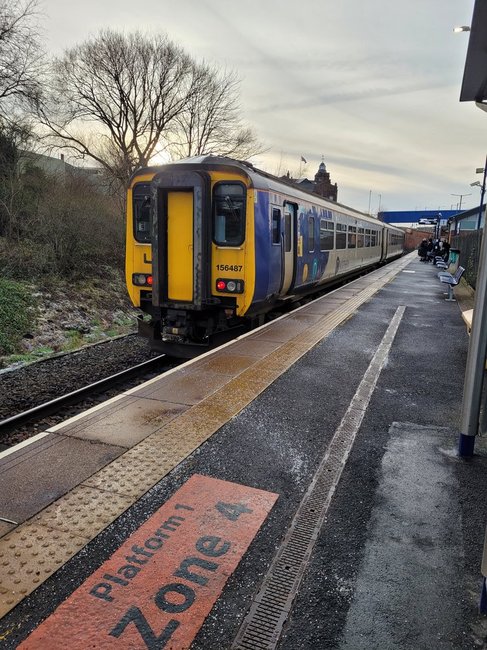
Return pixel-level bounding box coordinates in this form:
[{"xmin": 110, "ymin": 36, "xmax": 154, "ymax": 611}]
[{"xmin": 215, "ymin": 278, "xmax": 244, "ymax": 293}]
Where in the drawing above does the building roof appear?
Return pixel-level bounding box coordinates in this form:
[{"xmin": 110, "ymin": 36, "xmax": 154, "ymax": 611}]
[{"xmin": 460, "ymin": 0, "xmax": 487, "ymax": 102}]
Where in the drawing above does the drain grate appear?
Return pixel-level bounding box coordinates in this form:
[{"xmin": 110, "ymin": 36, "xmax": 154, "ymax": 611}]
[{"xmin": 232, "ymin": 307, "xmax": 405, "ymax": 649}]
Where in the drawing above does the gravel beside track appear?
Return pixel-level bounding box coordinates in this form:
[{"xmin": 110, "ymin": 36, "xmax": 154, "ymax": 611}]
[{"xmin": 0, "ymin": 335, "xmax": 173, "ymax": 448}]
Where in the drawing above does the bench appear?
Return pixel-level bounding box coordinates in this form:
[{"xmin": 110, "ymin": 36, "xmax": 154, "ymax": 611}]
[
  {"xmin": 438, "ymin": 265, "xmax": 465, "ymax": 301},
  {"xmin": 435, "ymin": 255, "xmax": 449, "ymax": 269}
]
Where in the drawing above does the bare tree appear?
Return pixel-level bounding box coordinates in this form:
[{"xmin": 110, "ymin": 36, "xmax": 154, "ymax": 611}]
[
  {"xmin": 39, "ymin": 30, "xmax": 263, "ymax": 188},
  {"xmin": 169, "ymin": 64, "xmax": 262, "ymax": 160},
  {"xmin": 0, "ymin": 0, "xmax": 43, "ymax": 119},
  {"xmin": 39, "ymin": 31, "xmax": 195, "ymax": 187}
]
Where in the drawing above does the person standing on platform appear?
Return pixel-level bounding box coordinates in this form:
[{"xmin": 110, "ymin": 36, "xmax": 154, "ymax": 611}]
[
  {"xmin": 418, "ymin": 239, "xmax": 428, "ymax": 261},
  {"xmin": 442, "ymin": 240, "xmax": 450, "ymax": 261}
]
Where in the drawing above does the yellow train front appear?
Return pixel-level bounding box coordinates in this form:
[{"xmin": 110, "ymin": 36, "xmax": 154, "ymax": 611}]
[{"xmin": 126, "ymin": 156, "xmax": 404, "ymax": 358}]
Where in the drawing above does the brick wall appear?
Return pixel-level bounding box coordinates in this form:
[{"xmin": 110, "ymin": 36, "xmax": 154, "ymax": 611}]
[{"xmin": 403, "ymin": 229, "xmax": 434, "ymax": 252}]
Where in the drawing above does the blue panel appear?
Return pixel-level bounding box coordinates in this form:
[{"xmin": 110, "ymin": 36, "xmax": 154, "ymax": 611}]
[
  {"xmin": 294, "ymin": 204, "xmax": 329, "ymax": 289},
  {"xmin": 253, "ymin": 191, "xmax": 271, "ymax": 301},
  {"xmin": 381, "ymin": 210, "xmax": 458, "ymax": 224}
]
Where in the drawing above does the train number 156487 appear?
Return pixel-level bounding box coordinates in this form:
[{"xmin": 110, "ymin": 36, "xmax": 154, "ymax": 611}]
[{"xmin": 216, "ymin": 265, "xmax": 243, "ymax": 272}]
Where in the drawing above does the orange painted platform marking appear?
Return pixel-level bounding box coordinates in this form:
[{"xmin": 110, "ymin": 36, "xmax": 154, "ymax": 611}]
[{"xmin": 20, "ymin": 474, "xmax": 278, "ymax": 649}]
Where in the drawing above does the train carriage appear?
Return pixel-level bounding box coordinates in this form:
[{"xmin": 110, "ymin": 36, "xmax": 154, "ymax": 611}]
[{"xmin": 126, "ymin": 156, "xmax": 404, "ymax": 357}]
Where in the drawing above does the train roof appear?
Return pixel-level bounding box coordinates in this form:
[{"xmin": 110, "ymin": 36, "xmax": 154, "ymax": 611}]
[{"xmin": 132, "ymin": 155, "xmax": 403, "ymax": 231}]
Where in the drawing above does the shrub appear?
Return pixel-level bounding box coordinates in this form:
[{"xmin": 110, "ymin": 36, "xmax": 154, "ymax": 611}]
[{"xmin": 0, "ymin": 278, "xmax": 35, "ymax": 354}]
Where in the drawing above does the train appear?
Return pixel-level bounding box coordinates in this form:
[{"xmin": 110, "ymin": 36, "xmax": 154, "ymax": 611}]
[{"xmin": 125, "ymin": 155, "xmax": 404, "ymax": 357}]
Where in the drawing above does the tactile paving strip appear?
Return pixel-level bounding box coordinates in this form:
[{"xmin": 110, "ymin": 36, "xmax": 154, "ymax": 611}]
[
  {"xmin": 31, "ymin": 485, "xmax": 134, "ymax": 538},
  {"xmin": 0, "ymin": 255, "xmax": 413, "ymax": 619},
  {"xmin": 232, "ymin": 307, "xmax": 406, "ymax": 649},
  {"xmin": 0, "ymin": 524, "xmax": 87, "ymax": 614}
]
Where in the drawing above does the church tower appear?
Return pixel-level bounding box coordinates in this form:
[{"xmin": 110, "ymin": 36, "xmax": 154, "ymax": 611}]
[{"xmin": 313, "ymin": 157, "xmax": 338, "ymax": 202}]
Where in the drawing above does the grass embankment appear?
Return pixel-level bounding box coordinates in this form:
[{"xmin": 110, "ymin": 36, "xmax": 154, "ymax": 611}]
[
  {"xmin": 0, "ymin": 273, "xmax": 138, "ymax": 369},
  {"xmin": 0, "ymin": 278, "xmax": 35, "ymax": 357}
]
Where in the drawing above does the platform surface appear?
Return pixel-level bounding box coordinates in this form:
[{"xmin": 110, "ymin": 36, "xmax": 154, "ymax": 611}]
[{"xmin": 2, "ymin": 254, "xmax": 487, "ymax": 649}]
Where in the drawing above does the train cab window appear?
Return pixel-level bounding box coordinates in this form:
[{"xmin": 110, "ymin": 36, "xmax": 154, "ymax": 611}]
[
  {"xmin": 336, "ymin": 223, "xmax": 347, "ymax": 249},
  {"xmin": 320, "ymin": 219, "xmax": 334, "ymax": 251},
  {"xmin": 284, "ymin": 211, "xmax": 292, "ymax": 252},
  {"xmin": 213, "ymin": 183, "xmax": 246, "ymax": 246},
  {"xmin": 348, "ymin": 225, "xmax": 357, "ymax": 249},
  {"xmin": 133, "ymin": 183, "xmax": 151, "ymax": 244},
  {"xmin": 272, "ymin": 208, "xmax": 281, "ymax": 244},
  {"xmin": 357, "ymin": 227, "xmax": 364, "ymax": 248},
  {"xmin": 308, "ymin": 216, "xmax": 315, "ymax": 251},
  {"xmin": 365, "ymin": 229, "xmax": 371, "ymax": 247}
]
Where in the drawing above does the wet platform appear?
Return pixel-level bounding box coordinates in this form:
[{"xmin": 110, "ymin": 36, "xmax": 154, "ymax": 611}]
[{"xmin": 1, "ymin": 252, "xmax": 487, "ymax": 649}]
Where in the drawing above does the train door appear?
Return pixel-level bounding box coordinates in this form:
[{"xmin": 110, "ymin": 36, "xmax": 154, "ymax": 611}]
[
  {"xmin": 167, "ymin": 191, "xmax": 193, "ymax": 301},
  {"xmin": 380, "ymin": 226, "xmax": 387, "ymax": 261},
  {"xmin": 151, "ymin": 170, "xmax": 211, "ymax": 310},
  {"xmin": 281, "ymin": 202, "xmax": 297, "ymax": 294}
]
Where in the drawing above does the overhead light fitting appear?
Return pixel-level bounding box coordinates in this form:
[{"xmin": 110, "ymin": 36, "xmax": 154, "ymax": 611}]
[{"xmin": 453, "ymin": 26, "xmax": 471, "ymax": 32}]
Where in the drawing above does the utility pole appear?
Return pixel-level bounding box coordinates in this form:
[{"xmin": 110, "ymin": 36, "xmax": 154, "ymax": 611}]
[{"xmin": 451, "ymin": 193, "xmax": 471, "ymax": 211}]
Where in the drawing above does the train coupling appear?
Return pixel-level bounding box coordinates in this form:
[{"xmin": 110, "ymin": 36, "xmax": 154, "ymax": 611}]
[{"xmin": 161, "ymin": 325, "xmax": 188, "ymax": 344}]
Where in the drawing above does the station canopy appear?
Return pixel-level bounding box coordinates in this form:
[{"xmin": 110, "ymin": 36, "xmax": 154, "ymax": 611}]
[{"xmin": 460, "ymin": 0, "xmax": 487, "ymax": 102}]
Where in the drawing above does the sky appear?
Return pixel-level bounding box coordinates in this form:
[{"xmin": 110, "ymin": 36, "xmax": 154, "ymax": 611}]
[{"xmin": 40, "ymin": 0, "xmax": 483, "ymax": 214}]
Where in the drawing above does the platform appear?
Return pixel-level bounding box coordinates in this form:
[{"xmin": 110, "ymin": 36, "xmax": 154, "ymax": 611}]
[{"xmin": 1, "ymin": 253, "xmax": 487, "ymax": 649}]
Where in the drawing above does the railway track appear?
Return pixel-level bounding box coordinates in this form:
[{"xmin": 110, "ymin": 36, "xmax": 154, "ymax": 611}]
[
  {"xmin": 0, "ymin": 352, "xmax": 175, "ymax": 449},
  {"xmin": 0, "ymin": 355, "xmax": 166, "ymax": 433}
]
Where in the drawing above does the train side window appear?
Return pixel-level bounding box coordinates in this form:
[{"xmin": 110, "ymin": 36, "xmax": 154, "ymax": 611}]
[
  {"xmin": 320, "ymin": 219, "xmax": 334, "ymax": 251},
  {"xmin": 348, "ymin": 225, "xmax": 356, "ymax": 249},
  {"xmin": 357, "ymin": 227, "xmax": 364, "ymax": 248},
  {"xmin": 272, "ymin": 208, "xmax": 281, "ymax": 244},
  {"xmin": 371, "ymin": 230, "xmax": 377, "ymax": 246},
  {"xmin": 213, "ymin": 182, "xmax": 246, "ymax": 246},
  {"xmin": 133, "ymin": 183, "xmax": 151, "ymax": 244},
  {"xmin": 308, "ymin": 216, "xmax": 315, "ymax": 251},
  {"xmin": 365, "ymin": 229, "xmax": 371, "ymax": 247},
  {"xmin": 336, "ymin": 223, "xmax": 347, "ymax": 249},
  {"xmin": 284, "ymin": 212, "xmax": 292, "ymax": 252}
]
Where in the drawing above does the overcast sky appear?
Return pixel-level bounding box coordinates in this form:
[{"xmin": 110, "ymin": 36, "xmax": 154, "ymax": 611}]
[{"xmin": 41, "ymin": 0, "xmax": 481, "ymax": 213}]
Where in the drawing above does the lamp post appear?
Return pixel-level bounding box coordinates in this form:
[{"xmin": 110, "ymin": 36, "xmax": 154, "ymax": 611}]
[
  {"xmin": 474, "ymin": 156, "xmax": 487, "ymax": 229},
  {"xmin": 436, "ymin": 213, "xmax": 443, "ymax": 239}
]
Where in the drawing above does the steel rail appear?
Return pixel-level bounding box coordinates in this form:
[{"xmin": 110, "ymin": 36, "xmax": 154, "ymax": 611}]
[{"xmin": 0, "ymin": 355, "xmax": 166, "ymax": 434}]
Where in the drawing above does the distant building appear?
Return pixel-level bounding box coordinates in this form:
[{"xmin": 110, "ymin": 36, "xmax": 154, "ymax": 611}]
[
  {"xmin": 20, "ymin": 151, "xmax": 76, "ymax": 175},
  {"xmin": 20, "ymin": 151, "xmax": 108, "ymax": 190},
  {"xmin": 449, "ymin": 204, "xmax": 485, "ymax": 234},
  {"xmin": 281, "ymin": 158, "xmax": 338, "ymax": 202}
]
